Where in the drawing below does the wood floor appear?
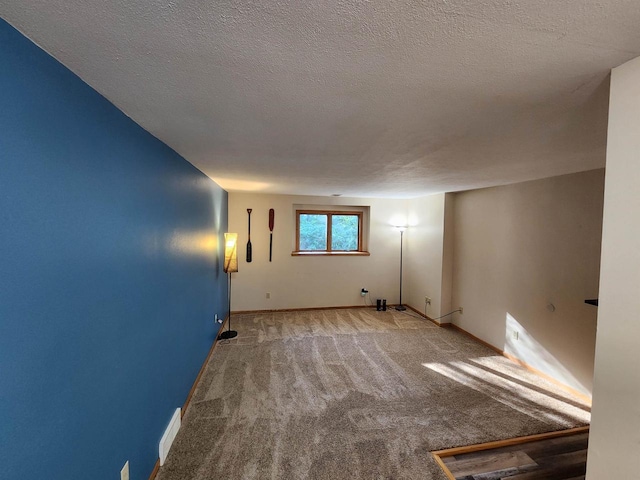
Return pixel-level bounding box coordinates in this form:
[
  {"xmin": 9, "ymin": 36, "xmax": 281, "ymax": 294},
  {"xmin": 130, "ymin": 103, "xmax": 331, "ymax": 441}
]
[{"xmin": 434, "ymin": 428, "xmax": 589, "ymax": 480}]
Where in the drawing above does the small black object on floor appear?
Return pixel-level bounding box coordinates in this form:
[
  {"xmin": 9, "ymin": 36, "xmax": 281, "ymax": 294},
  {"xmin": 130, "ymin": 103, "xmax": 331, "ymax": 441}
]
[{"xmin": 219, "ymin": 330, "xmax": 238, "ymax": 340}]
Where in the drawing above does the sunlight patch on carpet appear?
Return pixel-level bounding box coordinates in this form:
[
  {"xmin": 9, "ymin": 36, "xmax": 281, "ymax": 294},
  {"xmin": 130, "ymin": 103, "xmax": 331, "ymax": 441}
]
[{"xmin": 422, "ymin": 358, "xmax": 590, "ymax": 426}]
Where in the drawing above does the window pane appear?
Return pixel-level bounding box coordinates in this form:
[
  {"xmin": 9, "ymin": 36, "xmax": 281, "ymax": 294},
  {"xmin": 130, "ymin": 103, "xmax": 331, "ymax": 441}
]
[
  {"xmin": 331, "ymin": 215, "xmax": 359, "ymax": 251},
  {"xmin": 299, "ymin": 214, "xmax": 327, "ymax": 250}
]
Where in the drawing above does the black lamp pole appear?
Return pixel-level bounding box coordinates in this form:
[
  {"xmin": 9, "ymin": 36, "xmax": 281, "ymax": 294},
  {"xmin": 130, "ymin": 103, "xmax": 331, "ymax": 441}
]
[
  {"xmin": 396, "ymin": 228, "xmax": 406, "ymax": 311},
  {"xmin": 219, "ymin": 272, "xmax": 238, "ymax": 340}
]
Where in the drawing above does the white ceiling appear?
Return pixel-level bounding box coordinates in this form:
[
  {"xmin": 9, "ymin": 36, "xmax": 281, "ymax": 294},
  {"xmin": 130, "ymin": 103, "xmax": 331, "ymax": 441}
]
[{"xmin": 3, "ymin": 1, "xmax": 640, "ymax": 198}]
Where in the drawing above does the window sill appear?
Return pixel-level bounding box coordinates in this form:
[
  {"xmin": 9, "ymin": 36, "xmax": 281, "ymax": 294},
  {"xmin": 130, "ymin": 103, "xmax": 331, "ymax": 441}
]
[{"xmin": 291, "ymin": 251, "xmax": 371, "ymax": 257}]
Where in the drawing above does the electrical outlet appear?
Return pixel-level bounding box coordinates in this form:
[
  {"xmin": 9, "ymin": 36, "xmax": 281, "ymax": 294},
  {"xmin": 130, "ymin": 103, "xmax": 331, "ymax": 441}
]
[
  {"xmin": 215, "ymin": 314, "xmax": 222, "ymax": 324},
  {"xmin": 424, "ymin": 296, "xmax": 431, "ymax": 305},
  {"xmin": 120, "ymin": 461, "xmax": 130, "ymax": 480},
  {"xmin": 513, "ymin": 331, "xmax": 519, "ymax": 340},
  {"xmin": 459, "ymin": 306, "xmax": 463, "ymax": 315},
  {"xmin": 266, "ymin": 292, "xmax": 271, "ymax": 299},
  {"xmin": 361, "ymin": 288, "xmax": 368, "ymax": 297}
]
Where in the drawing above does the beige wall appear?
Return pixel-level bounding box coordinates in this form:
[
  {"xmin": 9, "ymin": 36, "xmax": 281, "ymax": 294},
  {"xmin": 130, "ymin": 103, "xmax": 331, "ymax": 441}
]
[
  {"xmin": 587, "ymin": 58, "xmax": 640, "ymax": 479},
  {"xmin": 405, "ymin": 193, "xmax": 454, "ymax": 319},
  {"xmin": 451, "ymin": 170, "xmax": 604, "ymax": 396},
  {"xmin": 228, "ymin": 192, "xmax": 410, "ymax": 310},
  {"xmin": 441, "ymin": 193, "xmax": 455, "ymax": 318}
]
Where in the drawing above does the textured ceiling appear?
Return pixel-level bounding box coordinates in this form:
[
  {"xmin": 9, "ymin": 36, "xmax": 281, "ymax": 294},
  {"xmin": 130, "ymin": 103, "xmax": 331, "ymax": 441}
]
[{"xmin": 3, "ymin": 1, "xmax": 640, "ymax": 197}]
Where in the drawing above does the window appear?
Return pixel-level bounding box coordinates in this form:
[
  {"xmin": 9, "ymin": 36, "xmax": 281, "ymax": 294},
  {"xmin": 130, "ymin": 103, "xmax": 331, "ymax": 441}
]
[{"xmin": 294, "ymin": 210, "xmax": 369, "ymax": 255}]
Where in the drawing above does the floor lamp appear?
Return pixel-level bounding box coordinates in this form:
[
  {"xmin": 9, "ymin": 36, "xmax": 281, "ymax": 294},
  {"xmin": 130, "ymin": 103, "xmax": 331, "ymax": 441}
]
[
  {"xmin": 395, "ymin": 226, "xmax": 407, "ymax": 311},
  {"xmin": 220, "ymin": 232, "xmax": 238, "ymax": 340}
]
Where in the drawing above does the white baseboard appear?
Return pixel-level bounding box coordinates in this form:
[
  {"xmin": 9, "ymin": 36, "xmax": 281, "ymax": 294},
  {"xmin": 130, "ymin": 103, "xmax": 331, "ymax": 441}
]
[{"xmin": 159, "ymin": 408, "xmax": 181, "ymax": 466}]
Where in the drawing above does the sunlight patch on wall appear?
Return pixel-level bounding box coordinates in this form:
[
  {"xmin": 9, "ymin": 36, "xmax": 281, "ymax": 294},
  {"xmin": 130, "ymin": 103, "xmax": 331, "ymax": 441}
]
[{"xmin": 505, "ymin": 312, "xmax": 588, "ymax": 396}]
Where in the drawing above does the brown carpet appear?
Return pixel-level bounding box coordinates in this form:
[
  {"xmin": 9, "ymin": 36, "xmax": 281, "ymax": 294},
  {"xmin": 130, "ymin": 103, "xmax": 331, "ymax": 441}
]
[{"xmin": 156, "ymin": 308, "xmax": 590, "ymax": 480}]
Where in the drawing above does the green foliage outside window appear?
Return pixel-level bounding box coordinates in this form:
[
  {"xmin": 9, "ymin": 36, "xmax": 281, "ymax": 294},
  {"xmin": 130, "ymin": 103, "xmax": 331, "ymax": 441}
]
[
  {"xmin": 299, "ymin": 214, "xmax": 327, "ymax": 250},
  {"xmin": 298, "ymin": 212, "xmax": 360, "ymax": 251},
  {"xmin": 331, "ymin": 215, "xmax": 358, "ymax": 250}
]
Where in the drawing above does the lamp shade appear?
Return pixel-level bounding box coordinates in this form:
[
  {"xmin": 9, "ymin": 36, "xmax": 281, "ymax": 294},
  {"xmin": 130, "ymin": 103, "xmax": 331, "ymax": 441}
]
[{"xmin": 223, "ymin": 233, "xmax": 238, "ymax": 273}]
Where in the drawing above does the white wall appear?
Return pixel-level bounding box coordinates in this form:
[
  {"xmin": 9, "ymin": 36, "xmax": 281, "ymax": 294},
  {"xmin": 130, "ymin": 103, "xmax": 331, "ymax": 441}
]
[
  {"xmin": 228, "ymin": 192, "xmax": 409, "ymax": 310},
  {"xmin": 405, "ymin": 193, "xmax": 453, "ymax": 320},
  {"xmin": 451, "ymin": 170, "xmax": 604, "ymax": 396},
  {"xmin": 586, "ymin": 57, "xmax": 640, "ymax": 479}
]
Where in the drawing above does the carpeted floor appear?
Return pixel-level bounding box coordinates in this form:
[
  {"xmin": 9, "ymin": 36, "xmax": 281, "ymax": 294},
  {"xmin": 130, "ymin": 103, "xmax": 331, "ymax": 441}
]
[{"xmin": 156, "ymin": 308, "xmax": 590, "ymax": 480}]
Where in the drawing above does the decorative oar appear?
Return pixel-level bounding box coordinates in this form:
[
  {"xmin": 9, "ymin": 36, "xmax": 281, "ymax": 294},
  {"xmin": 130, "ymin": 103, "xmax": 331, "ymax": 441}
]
[
  {"xmin": 269, "ymin": 209, "xmax": 275, "ymax": 262},
  {"xmin": 246, "ymin": 208, "xmax": 252, "ymax": 263}
]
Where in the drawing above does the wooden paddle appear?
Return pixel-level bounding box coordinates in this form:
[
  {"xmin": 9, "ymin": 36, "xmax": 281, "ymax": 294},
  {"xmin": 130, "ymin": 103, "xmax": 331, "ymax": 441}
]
[
  {"xmin": 246, "ymin": 208, "xmax": 252, "ymax": 263},
  {"xmin": 269, "ymin": 209, "xmax": 275, "ymax": 262}
]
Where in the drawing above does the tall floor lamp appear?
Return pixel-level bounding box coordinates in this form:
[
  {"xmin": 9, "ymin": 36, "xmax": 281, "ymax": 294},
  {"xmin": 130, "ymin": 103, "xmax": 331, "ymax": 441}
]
[
  {"xmin": 220, "ymin": 233, "xmax": 238, "ymax": 340},
  {"xmin": 395, "ymin": 226, "xmax": 407, "ymax": 311}
]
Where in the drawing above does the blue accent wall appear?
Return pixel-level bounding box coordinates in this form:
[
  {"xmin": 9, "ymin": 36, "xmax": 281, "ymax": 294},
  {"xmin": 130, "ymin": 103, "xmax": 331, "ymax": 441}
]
[{"xmin": 0, "ymin": 19, "xmax": 228, "ymax": 479}]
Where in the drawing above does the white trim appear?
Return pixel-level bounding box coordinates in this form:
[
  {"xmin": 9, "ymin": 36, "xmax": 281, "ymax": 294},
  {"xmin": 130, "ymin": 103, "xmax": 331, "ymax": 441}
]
[{"xmin": 159, "ymin": 408, "xmax": 181, "ymax": 466}]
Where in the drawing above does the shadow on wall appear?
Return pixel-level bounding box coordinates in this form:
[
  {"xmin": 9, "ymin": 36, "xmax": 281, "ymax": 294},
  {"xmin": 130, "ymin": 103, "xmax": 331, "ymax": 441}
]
[{"xmin": 504, "ymin": 312, "xmax": 588, "ymax": 397}]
